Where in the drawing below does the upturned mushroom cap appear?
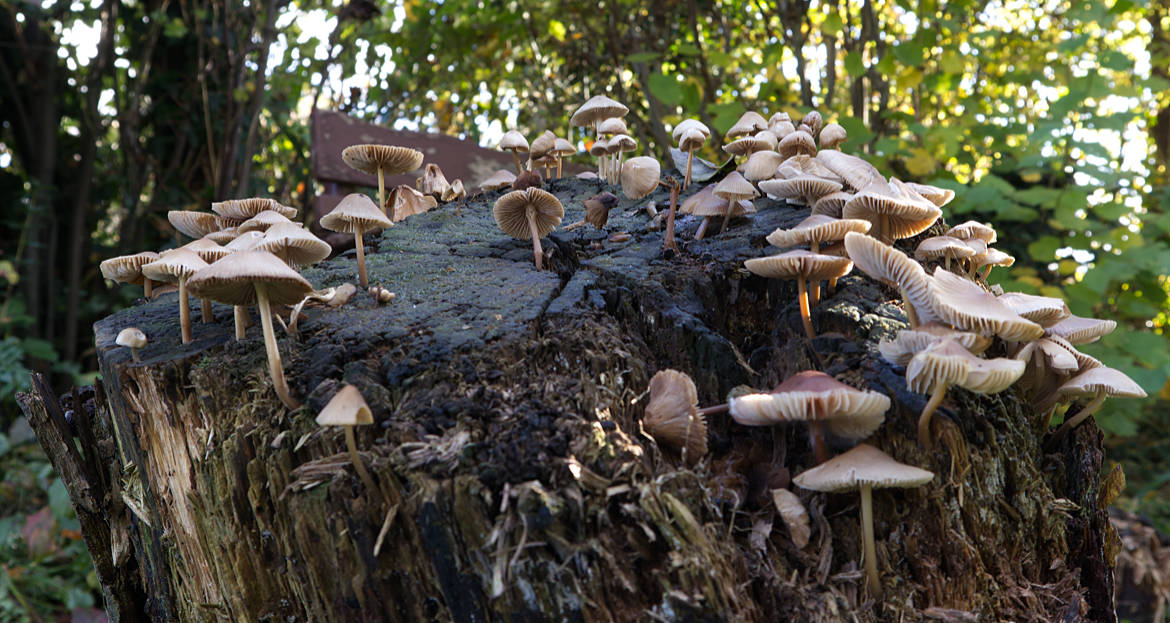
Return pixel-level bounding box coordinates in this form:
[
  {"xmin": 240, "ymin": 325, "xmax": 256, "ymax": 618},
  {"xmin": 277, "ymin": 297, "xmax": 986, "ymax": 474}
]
[
  {"xmin": 843, "ymin": 232, "xmax": 939, "ymax": 325},
  {"xmin": 768, "ymin": 111, "xmax": 792, "ymax": 126},
  {"xmin": 928, "ymin": 267, "xmax": 1044, "ymax": 341},
  {"xmin": 713, "ymin": 172, "xmax": 759, "ymax": 203},
  {"xmin": 879, "ymin": 323, "xmax": 993, "ymax": 365},
  {"xmin": 794, "ymin": 443, "xmax": 933, "ymax": 493},
  {"xmin": 946, "ymin": 221, "xmax": 997, "ymax": 244},
  {"xmin": 213, "ymin": 198, "xmax": 296, "ymax": 220},
  {"xmin": 724, "ymin": 135, "xmax": 770, "ymax": 157},
  {"xmin": 597, "ymin": 117, "xmax": 628, "ymax": 136},
  {"xmin": 812, "ymin": 191, "xmax": 853, "ymax": 218},
  {"xmin": 842, "ymin": 179, "xmax": 942, "ymax": 241},
  {"xmin": 142, "ymin": 248, "xmax": 209, "ymax": 285},
  {"xmin": 759, "ymin": 176, "xmax": 844, "ymax": 205},
  {"xmin": 620, "ymin": 156, "xmax": 661, "ymax": 200},
  {"xmin": 256, "ymin": 222, "xmax": 332, "ymax": 266},
  {"xmin": 180, "ymin": 238, "xmax": 231, "ymax": 264},
  {"xmin": 906, "ymin": 339, "xmax": 1024, "ymax": 395},
  {"xmin": 744, "ymin": 249, "xmax": 854, "ymax": 282},
  {"xmin": 997, "ymin": 292, "xmax": 1070, "ymax": 327},
  {"xmin": 778, "ymin": 130, "xmax": 817, "ymax": 159},
  {"xmin": 754, "ymin": 130, "xmax": 779, "ymax": 151},
  {"xmin": 819, "ymin": 123, "xmax": 848, "ymax": 149},
  {"xmin": 316, "ymin": 384, "xmax": 375, "ymax": 427},
  {"xmin": 168, "ymin": 211, "xmax": 222, "ymax": 238},
  {"xmin": 388, "ymin": 185, "xmax": 439, "ymax": 222},
  {"xmin": 766, "ymin": 215, "xmax": 871, "ymax": 249},
  {"xmin": 570, "ymin": 95, "xmax": 629, "ymax": 128},
  {"xmin": 493, "ymin": 188, "xmax": 564, "ymax": 239},
  {"xmin": 417, "ymin": 163, "xmax": 452, "ymax": 197},
  {"xmin": 914, "ymin": 236, "xmax": 977, "ymax": 263},
  {"xmin": 187, "ymin": 250, "xmax": 313, "ymax": 306},
  {"xmin": 729, "ymin": 371, "xmax": 889, "ymax": 440},
  {"xmin": 101, "ymin": 252, "xmax": 161, "ymax": 286},
  {"xmin": 643, "ymin": 369, "xmax": 708, "ymax": 460},
  {"xmin": 342, "ymin": 144, "xmax": 424, "ymax": 176},
  {"xmin": 1055, "ymin": 367, "xmax": 1146, "ymax": 401},
  {"xmin": 320, "ymin": 193, "xmax": 394, "ymax": 234},
  {"xmin": 742, "ymin": 150, "xmax": 784, "ymax": 181},
  {"xmin": 727, "ymin": 111, "xmax": 768, "ymax": 138},
  {"xmin": 116, "ymin": 327, "xmax": 147, "ymax": 349},
  {"xmin": 1045, "ymin": 315, "xmax": 1117, "ymax": 345},
  {"xmin": 905, "ymin": 182, "xmax": 955, "ymax": 207},
  {"xmin": 771, "ymin": 120, "xmax": 797, "ymax": 138},
  {"xmin": 480, "ymin": 169, "xmax": 518, "ymax": 191},
  {"xmin": 672, "ymin": 118, "xmax": 711, "ymax": 141},
  {"xmin": 815, "ymin": 150, "xmax": 884, "ymax": 190},
  {"xmin": 238, "ymin": 210, "xmax": 295, "ymax": 234}
]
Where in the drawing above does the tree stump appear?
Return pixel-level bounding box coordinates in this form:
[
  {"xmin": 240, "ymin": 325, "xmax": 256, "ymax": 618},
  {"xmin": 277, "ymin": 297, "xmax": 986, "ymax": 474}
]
[{"xmin": 20, "ymin": 176, "xmax": 1117, "ymax": 621}]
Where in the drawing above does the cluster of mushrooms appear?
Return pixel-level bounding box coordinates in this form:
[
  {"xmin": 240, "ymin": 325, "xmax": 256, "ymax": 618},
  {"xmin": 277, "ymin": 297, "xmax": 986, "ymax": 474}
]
[{"xmin": 98, "ymin": 93, "xmax": 1146, "ymax": 600}]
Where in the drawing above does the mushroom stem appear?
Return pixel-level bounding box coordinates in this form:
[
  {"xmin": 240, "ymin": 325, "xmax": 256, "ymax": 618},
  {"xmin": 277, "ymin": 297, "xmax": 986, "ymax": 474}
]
[
  {"xmin": 556, "ymin": 155, "xmax": 563, "ymax": 179},
  {"xmin": 143, "ymin": 278, "xmax": 153, "ymax": 298},
  {"xmin": 809, "ymin": 421, "xmax": 828, "ymax": 464},
  {"xmin": 695, "ymin": 216, "xmax": 711, "ymax": 241},
  {"xmin": 860, "ymin": 483, "xmax": 881, "ymax": 597},
  {"xmin": 898, "ymin": 287, "xmax": 921, "ymax": 327},
  {"xmin": 234, "ymin": 306, "xmax": 247, "ymax": 340},
  {"xmin": 201, "ymin": 298, "xmax": 213, "ymax": 324},
  {"xmin": 684, "ymin": 150, "xmax": 695, "ymax": 190},
  {"xmin": 696, "ymin": 403, "xmax": 730, "ymax": 417},
  {"xmin": 809, "ymin": 241, "xmax": 821, "ymax": 306},
  {"xmin": 255, "ymin": 284, "xmax": 301, "ymax": 410},
  {"xmin": 130, "ymin": 347, "xmax": 141, "ymax": 363},
  {"xmin": 527, "ymin": 209, "xmax": 544, "ymax": 270},
  {"xmin": 663, "ymin": 179, "xmax": 680, "ymax": 253},
  {"xmin": 798, "ymin": 276, "xmax": 816, "ymax": 340},
  {"xmin": 178, "ymin": 276, "xmax": 192, "ymax": 345},
  {"xmin": 1054, "ymin": 389, "xmax": 1107, "ymax": 437},
  {"xmin": 827, "ymin": 276, "xmax": 840, "ymax": 296},
  {"xmin": 918, "ymin": 382, "xmax": 948, "ymax": 451},
  {"xmin": 377, "ymin": 167, "xmax": 387, "ymax": 217},
  {"xmin": 511, "ymin": 150, "xmax": 524, "ymax": 176},
  {"xmin": 354, "ymin": 232, "xmax": 368, "ymax": 289},
  {"xmin": 720, "ymin": 205, "xmax": 733, "ymax": 234},
  {"xmin": 944, "ymin": 256, "xmax": 952, "ymax": 272},
  {"xmin": 345, "ymin": 424, "xmax": 383, "ymax": 505}
]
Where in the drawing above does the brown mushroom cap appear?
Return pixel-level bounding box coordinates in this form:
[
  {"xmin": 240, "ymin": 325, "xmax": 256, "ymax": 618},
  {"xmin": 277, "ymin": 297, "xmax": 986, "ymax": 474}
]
[
  {"xmin": 316, "ymin": 383, "xmax": 375, "ymax": 427},
  {"xmin": 238, "ymin": 210, "xmax": 295, "ymax": 234},
  {"xmin": 442, "ymin": 179, "xmax": 467, "ymax": 203},
  {"xmin": 729, "ymin": 371, "xmax": 889, "ymax": 440},
  {"xmin": 529, "ymin": 131, "xmax": 557, "ymax": 159},
  {"xmin": 801, "ymin": 111, "xmax": 823, "ymax": 135},
  {"xmin": 778, "ymin": 130, "xmax": 817, "ymax": 159},
  {"xmin": 187, "ymin": 250, "xmax": 313, "ymax": 306},
  {"xmin": 205, "ymin": 228, "xmax": 239, "ymax": 245},
  {"xmin": 256, "ymin": 222, "xmax": 332, "ymax": 266},
  {"xmin": 320, "ymin": 193, "xmax": 394, "ymax": 234},
  {"xmin": 879, "ymin": 323, "xmax": 993, "ymax": 366},
  {"xmin": 142, "ymin": 248, "xmax": 209, "ymax": 285},
  {"xmin": 819, "ymin": 123, "xmax": 848, "ymax": 149},
  {"xmin": 794, "ymin": 443, "xmax": 933, "ymax": 493},
  {"xmin": 946, "ymin": 221, "xmax": 997, "ymax": 244},
  {"xmin": 225, "ymin": 230, "xmax": 266, "ymax": 251},
  {"xmin": 168, "ymin": 211, "xmax": 222, "ymax": 238},
  {"xmin": 388, "ymin": 185, "xmax": 439, "ymax": 222},
  {"xmin": 997, "ymin": 292, "xmax": 1070, "ymax": 327},
  {"xmin": 643, "ymin": 369, "xmax": 708, "ymax": 461},
  {"xmin": 342, "ymin": 144, "xmax": 424, "ymax": 176},
  {"xmin": 759, "ymin": 176, "xmax": 844, "ymax": 205},
  {"xmin": 766, "ymin": 215, "xmax": 871, "ymax": 249},
  {"xmin": 727, "ymin": 111, "xmax": 768, "ymax": 139},
  {"xmin": 929, "ymin": 267, "xmax": 1044, "ymax": 341},
  {"xmin": 672, "ymin": 118, "xmax": 711, "ymax": 141},
  {"xmin": 180, "ymin": 238, "xmax": 232, "ymax": 264},
  {"xmin": 493, "ymin": 187, "xmax": 564, "ymax": 239},
  {"xmin": 570, "ymin": 95, "xmax": 629, "ymax": 128},
  {"xmin": 1045, "ymin": 315, "xmax": 1117, "ymax": 345},
  {"xmin": 843, "ymin": 179, "xmax": 941, "ymax": 241},
  {"xmin": 743, "ymin": 150, "xmax": 784, "ymax": 181},
  {"xmin": 843, "ymin": 232, "xmax": 939, "ymax": 325},
  {"xmin": 620, "ymin": 156, "xmax": 661, "ymax": 200},
  {"xmin": 101, "ymin": 252, "xmax": 161, "ymax": 286},
  {"xmin": 914, "ymin": 236, "xmax": 977, "ymax": 262},
  {"xmin": 212, "ymin": 198, "xmax": 296, "ymax": 221},
  {"xmin": 480, "ymin": 169, "xmax": 518, "ymax": 191},
  {"xmin": 744, "ymin": 249, "xmax": 854, "ymax": 282},
  {"xmin": 815, "ymin": 150, "xmax": 884, "ymax": 190}
]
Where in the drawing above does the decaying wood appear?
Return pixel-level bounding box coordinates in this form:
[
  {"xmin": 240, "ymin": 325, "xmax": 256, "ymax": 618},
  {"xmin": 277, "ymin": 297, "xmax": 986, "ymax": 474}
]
[{"xmin": 21, "ymin": 176, "xmax": 1119, "ymax": 621}]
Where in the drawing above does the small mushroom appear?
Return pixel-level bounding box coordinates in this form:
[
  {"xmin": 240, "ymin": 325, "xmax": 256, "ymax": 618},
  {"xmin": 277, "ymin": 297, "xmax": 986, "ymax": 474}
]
[
  {"xmin": 673, "ymin": 120, "xmax": 710, "ymax": 189},
  {"xmin": 212, "ymin": 197, "xmax": 296, "ymax": 221},
  {"xmin": 319, "ymin": 194, "xmax": 393, "ymax": 288},
  {"xmin": 818, "ymin": 123, "xmax": 847, "ymax": 149},
  {"xmin": 914, "ymin": 236, "xmax": 977, "ymax": 272},
  {"xmin": 778, "ymin": 130, "xmax": 817, "ymax": 159},
  {"xmin": 565, "ymin": 192, "xmax": 619, "ymax": 231},
  {"xmin": 480, "ymin": 169, "xmax": 517, "ymax": 192},
  {"xmin": 342, "ymin": 144, "xmax": 425, "ymax": 217},
  {"xmin": 141, "ymin": 249, "xmax": 209, "ymax": 345},
  {"xmin": 766, "ymin": 215, "xmax": 870, "ymax": 301},
  {"xmin": 493, "ymin": 187, "xmax": 564, "ymax": 270},
  {"xmin": 712, "ymin": 172, "xmax": 759, "ymax": 234},
  {"xmin": 368, "ymin": 286, "xmax": 395, "ymax": 304},
  {"xmin": 744, "ymin": 250, "xmax": 853, "ymax": 340},
  {"xmin": 417, "ymin": 163, "xmax": 452, "ymax": 198},
  {"xmin": 928, "ymin": 267, "xmax": 1044, "ymax": 341},
  {"xmin": 116, "ymin": 328, "xmax": 147, "ymax": 362},
  {"xmin": 842, "ymin": 178, "xmax": 941, "ymax": 244},
  {"xmin": 100, "ymin": 252, "xmax": 161, "ymax": 298},
  {"xmin": 815, "ymin": 149, "xmax": 885, "ymax": 191},
  {"xmin": 643, "ymin": 369, "xmax": 712, "ymax": 464},
  {"xmin": 1045, "ymin": 314, "xmax": 1117, "ymax": 345},
  {"xmin": 1050, "ymin": 367, "xmax": 1146, "ymax": 437},
  {"xmin": 726, "ymin": 111, "xmax": 768, "ymax": 139},
  {"xmin": 499, "ymin": 130, "xmax": 530, "ymax": 175},
  {"xmin": 238, "ymin": 210, "xmax": 295, "ymax": 234},
  {"xmin": 794, "ymin": 444, "xmax": 933, "ymax": 597},
  {"xmin": 317, "ymin": 384, "xmax": 383, "ymax": 504},
  {"xmin": 256, "ymin": 223, "xmax": 331, "ymax": 268},
  {"xmin": 743, "ymin": 150, "xmax": 784, "ymax": 182},
  {"xmin": 387, "ymin": 185, "xmax": 439, "ymax": 222}
]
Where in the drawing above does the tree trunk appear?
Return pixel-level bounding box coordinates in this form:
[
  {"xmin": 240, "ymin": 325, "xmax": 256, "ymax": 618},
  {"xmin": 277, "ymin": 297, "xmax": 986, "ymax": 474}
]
[{"xmin": 21, "ymin": 178, "xmax": 1118, "ymax": 621}]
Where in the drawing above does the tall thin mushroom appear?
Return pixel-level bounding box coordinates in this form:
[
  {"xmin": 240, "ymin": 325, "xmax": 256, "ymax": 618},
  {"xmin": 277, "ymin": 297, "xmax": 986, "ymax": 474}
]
[
  {"xmin": 341, "ymin": 144, "xmax": 425, "ymax": 217},
  {"xmin": 141, "ymin": 249, "xmax": 208, "ymax": 345},
  {"xmin": 320, "ymin": 194, "xmax": 393, "ymax": 288}
]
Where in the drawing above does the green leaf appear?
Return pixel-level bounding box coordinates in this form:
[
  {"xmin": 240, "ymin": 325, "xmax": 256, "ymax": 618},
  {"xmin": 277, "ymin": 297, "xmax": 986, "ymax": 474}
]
[
  {"xmin": 844, "ymin": 52, "xmax": 865, "ymax": 77},
  {"xmin": 20, "ymin": 338, "xmax": 57, "ymax": 362},
  {"xmin": 676, "ymin": 43, "xmax": 700, "ymax": 56},
  {"xmin": 875, "ymin": 54, "xmax": 896, "ymax": 75},
  {"xmin": 647, "ymin": 73, "xmax": 682, "ymax": 107},
  {"xmin": 1100, "ymin": 50, "xmax": 1132, "ymax": 70},
  {"xmin": 1014, "ymin": 187, "xmax": 1061, "ymax": 206},
  {"xmin": 822, "ymin": 12, "xmax": 843, "ymax": 36},
  {"xmin": 626, "ymin": 52, "xmax": 659, "ymax": 63},
  {"xmin": 710, "ymin": 101, "xmax": 746, "ymax": 133},
  {"xmin": 548, "ymin": 19, "xmax": 566, "ymax": 42},
  {"xmin": 1093, "ymin": 201, "xmax": 1129, "ymax": 221},
  {"xmin": 893, "ymin": 41, "xmax": 924, "ymax": 65},
  {"xmin": 1027, "ymin": 235, "xmax": 1062, "ymax": 261},
  {"xmin": 1058, "ymin": 33, "xmax": 1091, "ymax": 53},
  {"xmin": 163, "ymin": 18, "xmax": 187, "ymax": 39}
]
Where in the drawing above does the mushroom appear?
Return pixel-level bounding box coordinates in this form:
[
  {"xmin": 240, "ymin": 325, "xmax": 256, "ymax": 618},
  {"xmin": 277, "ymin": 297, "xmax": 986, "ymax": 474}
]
[
  {"xmin": 878, "ymin": 323, "xmax": 992, "ymax": 366},
  {"xmin": 180, "ymin": 238, "xmax": 232, "ymax": 323},
  {"xmin": 793, "ymin": 444, "xmax": 933, "ymax": 597},
  {"xmin": 742, "ymin": 150, "xmax": 784, "ymax": 182},
  {"xmin": 387, "ymin": 185, "xmax": 439, "ymax": 222},
  {"xmin": 685, "ymin": 185, "xmax": 755, "ymax": 240},
  {"xmin": 969, "ymin": 247, "xmax": 1015, "ymax": 280},
  {"xmin": 723, "ymin": 135, "xmax": 771, "ymax": 161},
  {"xmin": 442, "ymin": 179, "xmax": 467, "ymax": 215},
  {"xmin": 758, "ymin": 175, "xmax": 843, "ymax": 206},
  {"xmin": 842, "ymin": 178, "xmax": 941, "ymax": 244},
  {"xmin": 564, "ymin": 192, "xmax": 618, "ymax": 231},
  {"xmin": 914, "ymin": 236, "xmax": 977, "ymax": 272},
  {"xmin": 729, "ymin": 371, "xmax": 889, "ymax": 464},
  {"xmin": 417, "ymin": 163, "xmax": 452, "ymax": 198},
  {"xmin": 818, "ymin": 123, "xmax": 847, "ymax": 149},
  {"xmin": 205, "ymin": 228, "xmax": 240, "ymax": 245},
  {"xmin": 237, "ymin": 210, "xmax": 295, "ymax": 234},
  {"xmin": 778, "ymin": 130, "xmax": 817, "ymax": 159},
  {"xmin": 744, "ymin": 250, "xmax": 853, "ymax": 340},
  {"xmin": 726, "ymin": 111, "xmax": 768, "ymax": 139},
  {"xmin": 256, "ymin": 223, "xmax": 332, "ymax": 267},
  {"xmin": 212, "ymin": 197, "xmax": 296, "ymax": 221},
  {"xmin": 620, "ymin": 156, "xmax": 660, "ymax": 201},
  {"xmin": 1045, "ymin": 314, "xmax": 1117, "ymax": 345},
  {"xmin": 187, "ymin": 250, "xmax": 313, "ymax": 409},
  {"xmin": 801, "ymin": 110, "xmax": 823, "ymax": 136},
  {"xmin": 643, "ymin": 369, "xmax": 711, "ymax": 464},
  {"xmin": 905, "ymin": 182, "xmax": 955, "ymax": 207},
  {"xmin": 927, "ymin": 267, "xmax": 1044, "ymax": 341},
  {"xmin": 570, "ymin": 95, "xmax": 629, "ymax": 174},
  {"xmin": 1049, "ymin": 367, "xmax": 1146, "ymax": 437},
  {"xmin": 116, "ymin": 328, "xmax": 147, "ymax": 362},
  {"xmin": 480, "ymin": 169, "xmax": 518, "ymax": 192},
  {"xmin": 609, "ymin": 134, "xmax": 637, "ymax": 183},
  {"xmin": 811, "ymin": 191, "xmax": 853, "ymax": 218},
  {"xmin": 316, "ymin": 384, "xmax": 382, "ymax": 503},
  {"xmin": 815, "ymin": 149, "xmax": 885, "ymax": 191},
  {"xmin": 552, "ymin": 138, "xmax": 576, "ymax": 179},
  {"xmin": 589, "ymin": 138, "xmax": 610, "ymax": 179},
  {"xmin": 493, "ymin": 187, "xmax": 564, "ymax": 270},
  {"xmin": 341, "ymin": 144, "xmax": 425, "ymax": 217},
  {"xmin": 168, "ymin": 211, "xmax": 221, "ymax": 239},
  {"xmin": 141, "ymin": 249, "xmax": 209, "ymax": 345},
  {"xmin": 712, "ymin": 172, "xmax": 759, "ymax": 234},
  {"xmin": 673, "ymin": 120, "xmax": 710, "ymax": 189},
  {"xmin": 842, "ymin": 232, "xmax": 939, "ymax": 327},
  {"xmin": 498, "ymin": 130, "xmax": 530, "ymax": 175},
  {"xmin": 766, "ymin": 215, "xmax": 871, "ymax": 301},
  {"xmin": 319, "ymin": 193, "xmax": 393, "ymax": 288},
  {"xmin": 946, "ymin": 220, "xmax": 997, "ymax": 244},
  {"xmin": 100, "ymin": 251, "xmax": 161, "ymax": 298},
  {"xmin": 996, "ymin": 292, "xmax": 1070, "ymax": 328}
]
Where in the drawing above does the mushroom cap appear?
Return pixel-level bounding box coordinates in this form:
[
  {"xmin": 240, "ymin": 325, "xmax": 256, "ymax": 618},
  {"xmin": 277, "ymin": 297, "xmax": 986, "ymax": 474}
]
[
  {"xmin": 205, "ymin": 228, "xmax": 239, "ymax": 245},
  {"xmin": 906, "ymin": 338, "xmax": 1025, "ymax": 395},
  {"xmin": 316, "ymin": 384, "xmax": 375, "ymax": 427},
  {"xmin": 256, "ymin": 222, "xmax": 332, "ymax": 266},
  {"xmin": 141, "ymin": 248, "xmax": 209, "ymax": 284},
  {"xmin": 1045, "ymin": 315, "xmax": 1117, "ymax": 345},
  {"xmin": 168, "ymin": 211, "xmax": 222, "ymax": 238},
  {"xmin": 771, "ymin": 120, "xmax": 797, "ymax": 138},
  {"xmin": 819, "ymin": 123, "xmax": 848, "ymax": 149},
  {"xmin": 320, "ymin": 193, "xmax": 394, "ymax": 234},
  {"xmin": 811, "ymin": 191, "xmax": 853, "ymax": 218},
  {"xmin": 480, "ymin": 169, "xmax": 518, "ymax": 191},
  {"xmin": 1056, "ymin": 366, "xmax": 1146, "ymax": 400},
  {"xmin": 620, "ymin": 156, "xmax": 661, "ymax": 200},
  {"xmin": 815, "ymin": 150, "xmax": 884, "ymax": 190},
  {"xmin": 996, "ymin": 292, "xmax": 1070, "ymax": 327},
  {"xmin": 499, "ymin": 130, "xmax": 531, "ymax": 153},
  {"xmin": 744, "ymin": 249, "xmax": 854, "ymax": 282},
  {"xmin": 727, "ymin": 111, "xmax": 768, "ymax": 138},
  {"xmin": 672, "ymin": 118, "xmax": 711, "ymax": 141},
  {"xmin": 879, "ymin": 323, "xmax": 993, "ymax": 366},
  {"xmin": 388, "ymin": 185, "xmax": 439, "ymax": 222},
  {"xmin": 442, "ymin": 179, "xmax": 467, "ymax": 202},
  {"xmin": 758, "ymin": 176, "xmax": 843, "ymax": 205},
  {"xmin": 212, "ymin": 198, "xmax": 296, "ymax": 221},
  {"xmin": 1045, "ymin": 334, "xmax": 1103, "ymax": 372},
  {"xmin": 597, "ymin": 117, "xmax": 628, "ymax": 136},
  {"xmin": 610, "ymin": 134, "xmax": 638, "ymax": 153},
  {"xmin": 801, "ymin": 110, "xmax": 823, "ymax": 135},
  {"xmin": 116, "ymin": 327, "xmax": 147, "ymax": 349},
  {"xmin": 905, "ymin": 182, "xmax": 955, "ymax": 207},
  {"xmin": 553, "ymin": 138, "xmax": 577, "ymax": 156},
  {"xmin": 729, "ymin": 371, "xmax": 889, "ymax": 440},
  {"xmin": 946, "ymin": 221, "xmax": 997, "ymax": 244},
  {"xmin": 643, "ymin": 369, "xmax": 708, "ymax": 460},
  {"xmin": 680, "ymin": 184, "xmax": 753, "ymax": 216},
  {"xmin": 970, "ymin": 247, "xmax": 1015, "ymax": 271},
  {"xmin": 101, "ymin": 252, "xmax": 161, "ymax": 286},
  {"xmin": 766, "ymin": 215, "xmax": 871, "ymax": 249},
  {"xmin": 929, "ymin": 267, "xmax": 1044, "ymax": 341},
  {"xmin": 238, "ymin": 210, "xmax": 295, "ymax": 234},
  {"xmin": 914, "ymin": 236, "xmax": 977, "ymax": 262},
  {"xmin": 225, "ymin": 231, "xmax": 266, "ymax": 251},
  {"xmin": 713, "ymin": 172, "xmax": 760, "ymax": 202},
  {"xmin": 754, "ymin": 130, "xmax": 779, "ymax": 151},
  {"xmin": 529, "ymin": 131, "xmax": 556, "ymax": 159},
  {"xmin": 843, "ymin": 179, "xmax": 942, "ymax": 240},
  {"xmin": 723, "ymin": 135, "xmax": 770, "ymax": 157},
  {"xmin": 678, "ymin": 128, "xmax": 708, "ymax": 152},
  {"xmin": 794, "ymin": 443, "xmax": 933, "ymax": 493},
  {"xmin": 187, "ymin": 250, "xmax": 313, "ymax": 306},
  {"xmin": 493, "ymin": 187, "xmax": 564, "ymax": 239},
  {"xmin": 1014, "ymin": 337, "xmax": 1080, "ymax": 376},
  {"xmin": 342, "ymin": 144, "xmax": 424, "ymax": 175},
  {"xmin": 417, "ymin": 163, "xmax": 452, "ymax": 197},
  {"xmin": 778, "ymin": 130, "xmax": 817, "ymax": 159},
  {"xmin": 743, "ymin": 150, "xmax": 784, "ymax": 181},
  {"xmin": 843, "ymin": 232, "xmax": 940, "ymax": 325},
  {"xmin": 589, "ymin": 138, "xmax": 610, "ymax": 157},
  {"xmin": 768, "ymin": 111, "xmax": 792, "ymax": 126},
  {"xmin": 180, "ymin": 238, "xmax": 232, "ymax": 264},
  {"xmin": 570, "ymin": 95, "xmax": 629, "ymax": 127}
]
